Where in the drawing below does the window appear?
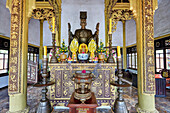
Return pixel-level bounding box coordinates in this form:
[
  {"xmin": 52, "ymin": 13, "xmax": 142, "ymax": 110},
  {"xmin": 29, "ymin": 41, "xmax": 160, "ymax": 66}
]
[
  {"xmin": 28, "ymin": 46, "xmax": 39, "ymax": 63},
  {"xmin": 0, "ymin": 50, "xmax": 8, "ymax": 74},
  {"xmin": 156, "ymin": 49, "xmax": 164, "ymax": 72},
  {"xmin": 155, "ymin": 37, "xmax": 170, "ymax": 73},
  {"xmin": 127, "ymin": 46, "xmax": 137, "ymax": 69},
  {"xmin": 0, "ymin": 38, "xmax": 10, "ymax": 76},
  {"xmin": 166, "ymin": 49, "xmax": 170, "ymax": 69}
]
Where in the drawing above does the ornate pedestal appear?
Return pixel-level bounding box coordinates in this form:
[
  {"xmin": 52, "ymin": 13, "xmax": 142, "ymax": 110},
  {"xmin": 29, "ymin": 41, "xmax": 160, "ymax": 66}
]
[
  {"xmin": 68, "ymin": 92, "xmax": 98, "ymax": 113},
  {"xmin": 49, "ymin": 63, "xmax": 116, "ymax": 107}
]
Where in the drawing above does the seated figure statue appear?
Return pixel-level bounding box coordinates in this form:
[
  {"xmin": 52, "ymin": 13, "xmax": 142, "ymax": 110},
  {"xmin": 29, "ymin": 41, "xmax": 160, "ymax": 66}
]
[{"xmin": 68, "ymin": 12, "xmax": 99, "ymax": 52}]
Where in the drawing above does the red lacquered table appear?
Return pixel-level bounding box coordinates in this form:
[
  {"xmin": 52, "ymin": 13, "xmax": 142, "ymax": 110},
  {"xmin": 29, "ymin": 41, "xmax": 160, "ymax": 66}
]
[{"xmin": 67, "ymin": 92, "xmax": 98, "ymax": 113}]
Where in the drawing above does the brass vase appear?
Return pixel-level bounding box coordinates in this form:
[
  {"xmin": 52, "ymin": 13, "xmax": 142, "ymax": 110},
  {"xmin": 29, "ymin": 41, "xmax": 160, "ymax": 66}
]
[
  {"xmin": 98, "ymin": 53, "xmax": 105, "ymax": 63},
  {"xmin": 60, "ymin": 53, "xmax": 67, "ymax": 63}
]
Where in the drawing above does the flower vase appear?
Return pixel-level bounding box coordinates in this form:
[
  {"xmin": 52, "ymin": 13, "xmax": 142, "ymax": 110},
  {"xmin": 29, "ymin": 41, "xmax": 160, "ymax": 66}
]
[
  {"xmin": 98, "ymin": 53, "xmax": 105, "ymax": 63},
  {"xmin": 60, "ymin": 53, "xmax": 67, "ymax": 63}
]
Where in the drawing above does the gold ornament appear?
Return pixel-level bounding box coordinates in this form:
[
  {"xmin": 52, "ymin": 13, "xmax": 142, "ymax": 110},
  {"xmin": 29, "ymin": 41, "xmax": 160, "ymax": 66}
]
[
  {"xmin": 70, "ymin": 39, "xmax": 79, "ymax": 61},
  {"xmin": 88, "ymin": 39, "xmax": 96, "ymax": 59}
]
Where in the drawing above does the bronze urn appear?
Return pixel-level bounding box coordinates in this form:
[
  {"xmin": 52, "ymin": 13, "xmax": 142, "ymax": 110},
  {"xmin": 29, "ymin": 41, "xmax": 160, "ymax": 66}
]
[{"xmin": 72, "ymin": 70, "xmax": 95, "ymax": 103}]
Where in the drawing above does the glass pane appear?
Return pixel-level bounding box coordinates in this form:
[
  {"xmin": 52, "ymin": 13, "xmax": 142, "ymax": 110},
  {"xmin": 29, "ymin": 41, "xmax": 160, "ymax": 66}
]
[
  {"xmin": 166, "ymin": 49, "xmax": 170, "ymax": 69},
  {"xmin": 135, "ymin": 53, "xmax": 137, "ymax": 68},
  {"xmin": 5, "ymin": 54, "xmax": 8, "ymax": 59},
  {"xmin": 129, "ymin": 54, "xmax": 131, "ymax": 68},
  {"xmin": 156, "ymin": 54, "xmax": 160, "ymax": 69},
  {"xmin": 156, "ymin": 69, "xmax": 162, "ymax": 72},
  {"xmin": 160, "ymin": 54, "xmax": 164, "ymax": 68},
  {"xmin": 0, "ymin": 59, "xmax": 3, "ymax": 69},
  {"xmin": 4, "ymin": 59, "xmax": 8, "ymax": 68},
  {"xmin": 30, "ymin": 53, "xmax": 33, "ymax": 61},
  {"xmin": 0, "ymin": 54, "xmax": 3, "ymax": 59},
  {"xmin": 28, "ymin": 53, "xmax": 30, "ymax": 60},
  {"xmin": 34, "ymin": 54, "xmax": 37, "ymax": 63},
  {"xmin": 0, "ymin": 50, "xmax": 8, "ymax": 54},
  {"xmin": 132, "ymin": 53, "xmax": 135, "ymax": 68},
  {"xmin": 127, "ymin": 54, "xmax": 129, "ymax": 67},
  {"xmin": 0, "ymin": 70, "xmax": 7, "ymax": 74},
  {"xmin": 156, "ymin": 49, "xmax": 164, "ymax": 72}
]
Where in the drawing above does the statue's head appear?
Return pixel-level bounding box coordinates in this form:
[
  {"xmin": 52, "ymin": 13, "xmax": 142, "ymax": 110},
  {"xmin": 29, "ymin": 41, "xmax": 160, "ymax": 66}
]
[{"xmin": 80, "ymin": 11, "xmax": 87, "ymax": 28}]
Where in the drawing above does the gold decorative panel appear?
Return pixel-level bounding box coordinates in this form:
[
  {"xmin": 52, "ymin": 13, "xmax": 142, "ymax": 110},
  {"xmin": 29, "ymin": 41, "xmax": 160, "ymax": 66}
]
[
  {"xmin": 142, "ymin": 0, "xmax": 155, "ymax": 94},
  {"xmin": 49, "ymin": 63, "xmax": 116, "ymax": 106},
  {"xmin": 8, "ymin": 0, "xmax": 22, "ymax": 94}
]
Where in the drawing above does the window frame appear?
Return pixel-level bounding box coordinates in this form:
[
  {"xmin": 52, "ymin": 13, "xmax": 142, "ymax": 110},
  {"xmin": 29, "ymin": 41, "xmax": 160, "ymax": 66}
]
[
  {"xmin": 0, "ymin": 38, "xmax": 10, "ymax": 77},
  {"xmin": 154, "ymin": 36, "xmax": 170, "ymax": 73},
  {"xmin": 28, "ymin": 45, "xmax": 39, "ymax": 66},
  {"xmin": 126, "ymin": 46, "xmax": 137, "ymax": 70}
]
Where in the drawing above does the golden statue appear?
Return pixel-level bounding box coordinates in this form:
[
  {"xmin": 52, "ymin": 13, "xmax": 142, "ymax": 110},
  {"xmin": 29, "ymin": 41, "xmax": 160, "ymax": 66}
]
[{"xmin": 68, "ymin": 11, "xmax": 99, "ymax": 49}]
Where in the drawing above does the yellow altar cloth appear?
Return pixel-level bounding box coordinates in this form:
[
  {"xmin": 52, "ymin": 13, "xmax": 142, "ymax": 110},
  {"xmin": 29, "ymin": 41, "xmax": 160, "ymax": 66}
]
[{"xmin": 49, "ymin": 63, "xmax": 116, "ymax": 107}]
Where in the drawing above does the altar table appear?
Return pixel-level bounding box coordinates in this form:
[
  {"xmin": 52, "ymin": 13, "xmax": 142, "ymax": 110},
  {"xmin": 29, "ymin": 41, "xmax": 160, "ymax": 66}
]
[{"xmin": 49, "ymin": 63, "xmax": 116, "ymax": 107}]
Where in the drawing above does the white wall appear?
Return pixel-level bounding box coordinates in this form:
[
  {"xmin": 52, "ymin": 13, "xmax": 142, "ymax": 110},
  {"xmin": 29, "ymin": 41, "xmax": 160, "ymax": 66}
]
[
  {"xmin": 126, "ymin": 19, "xmax": 136, "ymax": 46},
  {"xmin": 112, "ymin": 21, "xmax": 123, "ymax": 46},
  {"xmin": 43, "ymin": 20, "xmax": 52, "ymax": 46},
  {"xmin": 28, "ymin": 19, "xmax": 40, "ymax": 46},
  {"xmin": 154, "ymin": 0, "xmax": 170, "ymax": 37},
  {"xmin": 61, "ymin": 0, "xmax": 105, "ymax": 46},
  {"xmin": 0, "ymin": 0, "xmax": 11, "ymax": 37}
]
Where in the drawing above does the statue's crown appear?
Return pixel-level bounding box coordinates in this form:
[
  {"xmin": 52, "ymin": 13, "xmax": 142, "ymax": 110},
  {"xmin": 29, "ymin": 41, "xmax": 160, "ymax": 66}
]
[{"xmin": 80, "ymin": 11, "xmax": 87, "ymax": 19}]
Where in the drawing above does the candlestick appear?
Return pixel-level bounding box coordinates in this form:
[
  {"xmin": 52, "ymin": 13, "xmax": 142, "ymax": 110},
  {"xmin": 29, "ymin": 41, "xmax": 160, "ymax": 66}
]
[
  {"xmin": 109, "ymin": 19, "xmax": 112, "ymax": 34},
  {"xmin": 44, "ymin": 46, "xmax": 47, "ymax": 56},
  {"xmin": 107, "ymin": 34, "xmax": 115, "ymax": 63},
  {"xmin": 117, "ymin": 46, "xmax": 121, "ymax": 57},
  {"xmin": 110, "ymin": 57, "xmax": 130, "ymax": 113},
  {"xmin": 50, "ymin": 33, "xmax": 58, "ymax": 63},
  {"xmin": 52, "ymin": 17, "xmax": 55, "ymax": 33}
]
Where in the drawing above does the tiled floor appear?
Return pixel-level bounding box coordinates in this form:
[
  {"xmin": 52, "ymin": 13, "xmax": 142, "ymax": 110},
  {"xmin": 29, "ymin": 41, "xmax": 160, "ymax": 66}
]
[{"xmin": 0, "ymin": 84, "xmax": 170, "ymax": 113}]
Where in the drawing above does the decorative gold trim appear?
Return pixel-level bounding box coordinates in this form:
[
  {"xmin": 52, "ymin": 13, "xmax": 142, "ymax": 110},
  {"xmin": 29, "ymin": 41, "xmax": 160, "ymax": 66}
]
[
  {"xmin": 123, "ymin": 20, "xmax": 127, "ymax": 69},
  {"xmin": 0, "ymin": 35, "xmax": 10, "ymax": 40},
  {"xmin": 126, "ymin": 44, "xmax": 136, "ymax": 48},
  {"xmin": 113, "ymin": 3, "xmax": 130, "ymax": 9},
  {"xmin": 49, "ymin": 63, "xmax": 116, "ymax": 106},
  {"xmin": 154, "ymin": 34, "xmax": 170, "ymax": 40},
  {"xmin": 126, "ymin": 34, "xmax": 170, "ymax": 48},
  {"xmin": 35, "ymin": 2, "xmax": 53, "ymax": 9},
  {"xmin": 28, "ymin": 43, "xmax": 40, "ymax": 48}
]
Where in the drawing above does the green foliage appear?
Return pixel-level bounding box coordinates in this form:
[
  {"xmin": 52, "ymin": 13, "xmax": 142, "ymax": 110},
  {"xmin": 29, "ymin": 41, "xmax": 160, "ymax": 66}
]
[
  {"xmin": 97, "ymin": 41, "xmax": 106, "ymax": 53},
  {"xmin": 59, "ymin": 40, "xmax": 68, "ymax": 53}
]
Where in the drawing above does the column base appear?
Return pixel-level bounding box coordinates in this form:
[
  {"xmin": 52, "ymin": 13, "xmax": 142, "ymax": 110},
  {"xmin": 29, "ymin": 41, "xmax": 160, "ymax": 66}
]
[
  {"xmin": 7, "ymin": 106, "xmax": 29, "ymax": 113},
  {"xmin": 136, "ymin": 104, "xmax": 159, "ymax": 113}
]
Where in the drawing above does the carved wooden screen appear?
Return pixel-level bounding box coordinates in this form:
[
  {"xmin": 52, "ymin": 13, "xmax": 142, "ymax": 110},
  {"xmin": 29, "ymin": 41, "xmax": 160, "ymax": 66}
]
[{"xmin": 27, "ymin": 60, "xmax": 38, "ymax": 84}]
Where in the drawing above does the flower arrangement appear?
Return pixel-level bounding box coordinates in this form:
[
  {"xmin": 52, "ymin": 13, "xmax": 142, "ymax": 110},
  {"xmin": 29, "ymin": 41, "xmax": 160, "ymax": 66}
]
[
  {"xmin": 59, "ymin": 39, "xmax": 68, "ymax": 54},
  {"xmin": 97, "ymin": 41, "xmax": 106, "ymax": 54}
]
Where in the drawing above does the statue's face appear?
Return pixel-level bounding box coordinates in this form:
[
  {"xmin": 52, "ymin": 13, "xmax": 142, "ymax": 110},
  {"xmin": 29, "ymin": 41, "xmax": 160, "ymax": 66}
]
[{"xmin": 80, "ymin": 19, "xmax": 87, "ymax": 27}]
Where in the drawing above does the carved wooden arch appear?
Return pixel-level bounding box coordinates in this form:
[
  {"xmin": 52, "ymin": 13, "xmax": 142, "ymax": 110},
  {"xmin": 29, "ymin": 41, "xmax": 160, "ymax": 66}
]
[
  {"xmin": 109, "ymin": 9, "xmax": 134, "ymax": 33},
  {"xmin": 31, "ymin": 8, "xmax": 59, "ymax": 32}
]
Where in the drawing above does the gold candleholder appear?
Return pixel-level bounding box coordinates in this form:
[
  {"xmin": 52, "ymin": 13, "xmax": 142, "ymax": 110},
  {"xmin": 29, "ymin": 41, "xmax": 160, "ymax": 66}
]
[
  {"xmin": 107, "ymin": 34, "xmax": 115, "ymax": 63},
  {"xmin": 50, "ymin": 33, "xmax": 58, "ymax": 63}
]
